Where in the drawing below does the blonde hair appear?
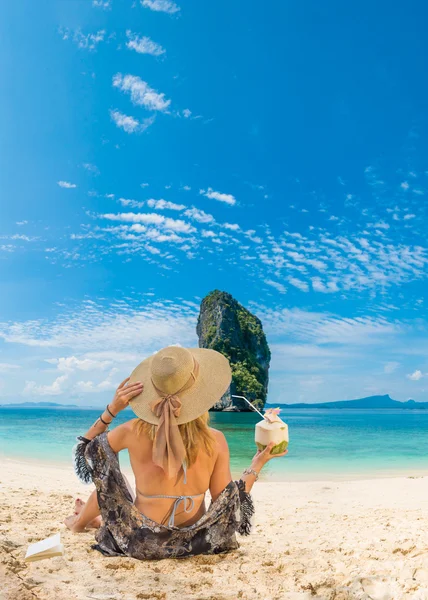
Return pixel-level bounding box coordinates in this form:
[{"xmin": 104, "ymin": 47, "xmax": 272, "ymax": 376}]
[{"xmin": 134, "ymin": 411, "xmax": 215, "ymax": 467}]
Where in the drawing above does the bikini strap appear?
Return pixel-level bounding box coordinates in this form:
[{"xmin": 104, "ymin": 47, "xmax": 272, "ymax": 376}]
[{"xmin": 138, "ymin": 492, "xmax": 204, "ymax": 528}]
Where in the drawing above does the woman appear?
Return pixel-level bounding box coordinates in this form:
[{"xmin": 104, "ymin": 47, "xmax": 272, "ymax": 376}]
[{"xmin": 65, "ymin": 346, "xmax": 286, "ymax": 559}]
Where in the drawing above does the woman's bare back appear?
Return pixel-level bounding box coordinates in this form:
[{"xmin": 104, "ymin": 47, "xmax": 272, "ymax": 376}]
[{"xmin": 122, "ymin": 419, "xmax": 228, "ymax": 527}]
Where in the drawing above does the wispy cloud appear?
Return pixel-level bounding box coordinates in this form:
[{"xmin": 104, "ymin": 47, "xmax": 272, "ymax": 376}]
[
  {"xmin": 82, "ymin": 163, "xmax": 100, "ymax": 176},
  {"xmin": 265, "ymin": 279, "xmax": 286, "ymax": 294},
  {"xmin": 0, "ymin": 363, "xmax": 20, "ymax": 372},
  {"xmin": 259, "ymin": 308, "xmax": 400, "ymax": 349},
  {"xmin": 113, "ymin": 74, "xmax": 171, "ymax": 112},
  {"xmin": 147, "ymin": 199, "xmax": 186, "ymax": 211},
  {"xmin": 92, "ymin": 0, "xmax": 111, "ymax": 7},
  {"xmin": 61, "ymin": 28, "xmax": 106, "ymax": 51},
  {"xmin": 0, "ymin": 298, "xmax": 196, "ymax": 352},
  {"xmin": 119, "ymin": 198, "xmax": 145, "ymax": 209},
  {"xmin": 384, "ymin": 361, "xmax": 399, "ymax": 374},
  {"xmin": 200, "ymin": 187, "xmax": 236, "ymax": 206},
  {"xmin": 141, "ymin": 0, "xmax": 180, "ymax": 14},
  {"xmin": 0, "ymin": 245, "xmax": 15, "ymax": 253},
  {"xmin": 110, "ymin": 109, "xmax": 155, "ymax": 133},
  {"xmin": 288, "ymin": 277, "xmax": 309, "ymax": 292},
  {"xmin": 126, "ymin": 31, "xmax": 165, "ymax": 56},
  {"xmin": 57, "ymin": 181, "xmax": 77, "ymax": 189},
  {"xmin": 5, "ymin": 234, "xmax": 39, "ymax": 242}
]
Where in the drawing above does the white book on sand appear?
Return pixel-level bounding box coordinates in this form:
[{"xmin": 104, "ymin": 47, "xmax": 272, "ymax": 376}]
[{"xmin": 24, "ymin": 533, "xmax": 64, "ymax": 562}]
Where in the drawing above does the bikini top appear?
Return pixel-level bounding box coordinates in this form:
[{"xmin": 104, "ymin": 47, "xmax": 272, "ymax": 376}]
[
  {"xmin": 138, "ymin": 463, "xmax": 205, "ymax": 528},
  {"xmin": 139, "ymin": 492, "xmax": 205, "ymax": 528}
]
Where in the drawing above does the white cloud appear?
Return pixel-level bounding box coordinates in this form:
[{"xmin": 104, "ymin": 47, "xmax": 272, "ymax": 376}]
[
  {"xmin": 407, "ymin": 370, "xmax": 424, "ymax": 381},
  {"xmin": 45, "ymin": 356, "xmax": 112, "ymax": 372},
  {"xmin": 147, "ymin": 199, "xmax": 186, "ymax": 211},
  {"xmin": 182, "ymin": 185, "xmax": 191, "ymax": 191},
  {"xmin": 82, "ymin": 163, "xmax": 100, "ymax": 176},
  {"xmin": 288, "ymin": 277, "xmax": 309, "ymax": 292},
  {"xmin": 182, "ymin": 109, "xmax": 191, "ymax": 118},
  {"xmin": 93, "ymin": 0, "xmax": 111, "ymax": 7},
  {"xmin": 76, "ymin": 367, "xmax": 119, "ymax": 393},
  {"xmin": 200, "ymin": 187, "xmax": 236, "ymax": 206},
  {"xmin": 259, "ymin": 307, "xmax": 400, "ymax": 347},
  {"xmin": 141, "ymin": 0, "xmax": 180, "ymax": 14},
  {"xmin": 367, "ymin": 221, "xmax": 390, "ymax": 230},
  {"xmin": 0, "ymin": 363, "xmax": 21, "ymax": 372},
  {"xmin": 126, "ymin": 31, "xmax": 165, "ymax": 56},
  {"xmin": 75, "ymin": 380, "xmax": 95, "ymax": 392},
  {"xmin": 0, "ymin": 298, "xmax": 197, "ymax": 353},
  {"xmin": 113, "ymin": 74, "xmax": 171, "ymax": 112},
  {"xmin": 265, "ymin": 279, "xmax": 286, "ymax": 294},
  {"xmin": 62, "ymin": 29, "xmax": 106, "ymax": 51},
  {"xmin": 400, "ymin": 181, "xmax": 409, "ymax": 190},
  {"xmin": 119, "ymin": 198, "xmax": 145, "ymax": 209},
  {"xmin": 102, "ymin": 212, "xmax": 196, "ymax": 233},
  {"xmin": 3, "ymin": 234, "xmax": 38, "ymax": 242},
  {"xmin": 0, "ymin": 245, "xmax": 15, "ymax": 253},
  {"xmin": 110, "ymin": 110, "xmax": 139, "ymax": 133},
  {"xmin": 384, "ymin": 361, "xmax": 399, "ymax": 374},
  {"xmin": 58, "ymin": 181, "xmax": 77, "ymax": 189},
  {"xmin": 24, "ymin": 374, "xmax": 69, "ymax": 396},
  {"xmin": 184, "ymin": 208, "xmax": 215, "ymax": 224},
  {"xmin": 110, "ymin": 110, "xmax": 155, "ymax": 134},
  {"xmin": 16, "ymin": 221, "xmax": 28, "ymax": 226},
  {"xmin": 403, "ymin": 214, "xmax": 416, "ymax": 220}
]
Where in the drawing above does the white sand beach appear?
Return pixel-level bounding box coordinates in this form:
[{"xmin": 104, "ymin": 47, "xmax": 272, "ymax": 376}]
[{"xmin": 2, "ymin": 458, "xmax": 428, "ymax": 600}]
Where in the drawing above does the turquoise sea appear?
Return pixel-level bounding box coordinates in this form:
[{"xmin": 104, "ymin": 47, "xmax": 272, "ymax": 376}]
[{"xmin": 1, "ymin": 408, "xmax": 428, "ymax": 481}]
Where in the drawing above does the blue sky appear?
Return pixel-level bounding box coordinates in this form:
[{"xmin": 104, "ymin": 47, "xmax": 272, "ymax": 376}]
[{"xmin": 0, "ymin": 0, "xmax": 427, "ymax": 405}]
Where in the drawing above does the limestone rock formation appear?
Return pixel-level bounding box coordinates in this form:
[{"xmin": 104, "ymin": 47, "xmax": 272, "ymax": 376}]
[{"xmin": 196, "ymin": 290, "xmax": 271, "ymax": 411}]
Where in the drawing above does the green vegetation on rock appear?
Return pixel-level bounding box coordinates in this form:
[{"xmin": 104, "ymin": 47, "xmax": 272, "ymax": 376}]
[{"xmin": 197, "ymin": 290, "xmax": 271, "ymax": 410}]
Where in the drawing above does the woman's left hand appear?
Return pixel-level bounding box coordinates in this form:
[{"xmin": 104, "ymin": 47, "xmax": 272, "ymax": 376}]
[{"xmin": 110, "ymin": 377, "xmax": 144, "ymax": 414}]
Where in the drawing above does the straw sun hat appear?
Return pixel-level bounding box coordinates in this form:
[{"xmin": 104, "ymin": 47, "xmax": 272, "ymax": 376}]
[{"xmin": 128, "ymin": 346, "xmax": 232, "ymax": 425}]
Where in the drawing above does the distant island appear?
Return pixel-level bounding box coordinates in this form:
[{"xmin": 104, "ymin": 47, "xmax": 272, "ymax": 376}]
[
  {"xmin": 2, "ymin": 394, "xmax": 427, "ymax": 410},
  {"xmin": 0, "ymin": 402, "xmax": 83, "ymax": 409},
  {"xmin": 268, "ymin": 394, "xmax": 428, "ymax": 410}
]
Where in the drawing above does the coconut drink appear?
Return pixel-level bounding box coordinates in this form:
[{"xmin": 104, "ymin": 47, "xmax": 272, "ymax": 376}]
[{"xmin": 255, "ymin": 408, "xmax": 288, "ymax": 455}]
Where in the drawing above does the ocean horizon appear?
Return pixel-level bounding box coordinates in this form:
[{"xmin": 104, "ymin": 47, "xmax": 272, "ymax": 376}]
[{"xmin": 2, "ymin": 406, "xmax": 428, "ymax": 481}]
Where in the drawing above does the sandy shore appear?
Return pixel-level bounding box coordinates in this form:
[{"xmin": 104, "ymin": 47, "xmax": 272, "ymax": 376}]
[{"xmin": 2, "ymin": 459, "xmax": 428, "ymax": 600}]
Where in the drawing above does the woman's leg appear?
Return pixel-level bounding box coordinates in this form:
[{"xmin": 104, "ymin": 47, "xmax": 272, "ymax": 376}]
[{"xmin": 64, "ymin": 490, "xmax": 102, "ymax": 533}]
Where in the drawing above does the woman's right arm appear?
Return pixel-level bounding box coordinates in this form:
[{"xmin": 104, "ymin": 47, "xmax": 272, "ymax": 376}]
[
  {"xmin": 73, "ymin": 378, "xmax": 143, "ymax": 483},
  {"xmin": 80, "ymin": 378, "xmax": 144, "ymax": 441}
]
